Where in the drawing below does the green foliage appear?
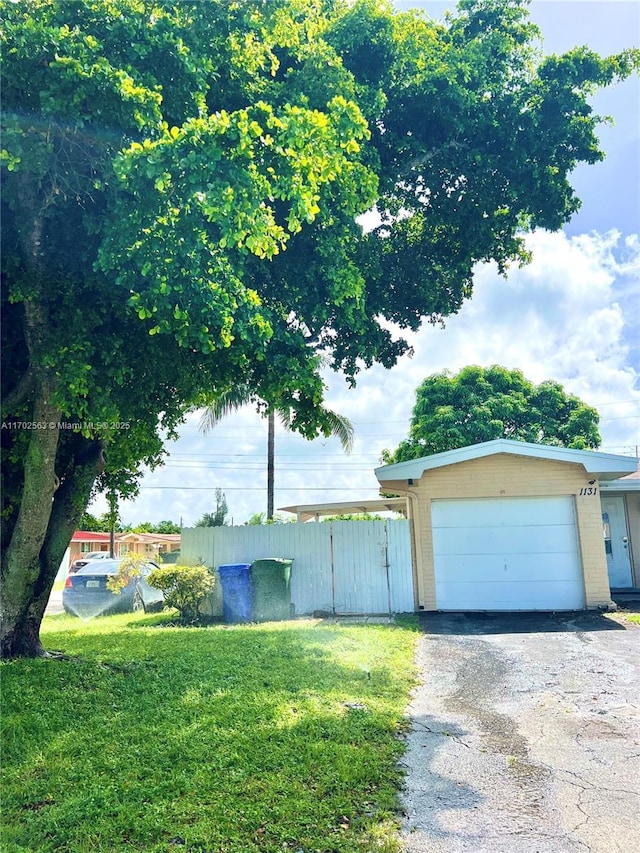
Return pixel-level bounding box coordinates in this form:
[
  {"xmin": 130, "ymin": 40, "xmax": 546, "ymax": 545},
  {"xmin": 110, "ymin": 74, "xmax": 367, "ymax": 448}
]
[
  {"xmin": 245, "ymin": 512, "xmax": 268, "ymax": 526},
  {"xmin": 105, "ymin": 555, "xmax": 147, "ymax": 596},
  {"xmin": 78, "ymin": 511, "xmax": 102, "ymax": 532},
  {"xmin": 322, "ymin": 513, "xmax": 389, "ymax": 522},
  {"xmin": 194, "ymin": 488, "xmax": 229, "ymax": 527},
  {"xmin": 244, "ymin": 512, "xmax": 291, "ymax": 525},
  {"xmin": 126, "ymin": 520, "xmax": 181, "ymax": 533},
  {"xmin": 383, "ymin": 365, "xmax": 601, "ymax": 463},
  {"xmin": 3, "ymin": 615, "xmax": 417, "ymax": 852},
  {"xmin": 146, "ymin": 564, "xmax": 214, "ymax": 624},
  {"xmin": 95, "ymin": 512, "xmax": 127, "ymax": 533},
  {"xmin": 153, "ymin": 520, "xmax": 181, "ymax": 534},
  {"xmin": 131, "ymin": 522, "xmax": 154, "ymax": 533}
]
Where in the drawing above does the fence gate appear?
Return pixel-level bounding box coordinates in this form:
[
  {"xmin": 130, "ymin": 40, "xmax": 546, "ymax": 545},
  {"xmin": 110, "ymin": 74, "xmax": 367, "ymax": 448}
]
[{"xmin": 331, "ymin": 521, "xmax": 391, "ymax": 614}]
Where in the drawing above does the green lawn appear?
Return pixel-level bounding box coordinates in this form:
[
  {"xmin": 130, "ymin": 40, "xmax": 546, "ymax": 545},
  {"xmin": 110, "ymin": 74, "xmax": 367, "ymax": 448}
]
[{"xmin": 1, "ymin": 613, "xmax": 418, "ymax": 853}]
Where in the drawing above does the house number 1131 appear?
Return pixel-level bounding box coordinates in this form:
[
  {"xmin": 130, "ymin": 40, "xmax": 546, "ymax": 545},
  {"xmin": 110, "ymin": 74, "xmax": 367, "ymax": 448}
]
[{"xmin": 579, "ymin": 487, "xmax": 598, "ymax": 496}]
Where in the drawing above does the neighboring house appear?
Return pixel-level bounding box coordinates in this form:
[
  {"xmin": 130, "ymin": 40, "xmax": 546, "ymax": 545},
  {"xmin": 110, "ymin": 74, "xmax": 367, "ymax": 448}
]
[
  {"xmin": 70, "ymin": 531, "xmax": 112, "ymax": 562},
  {"xmin": 374, "ymin": 439, "xmax": 638, "ymax": 612},
  {"xmin": 69, "ymin": 531, "xmax": 181, "ymax": 569},
  {"xmin": 116, "ymin": 532, "xmax": 181, "ymax": 561}
]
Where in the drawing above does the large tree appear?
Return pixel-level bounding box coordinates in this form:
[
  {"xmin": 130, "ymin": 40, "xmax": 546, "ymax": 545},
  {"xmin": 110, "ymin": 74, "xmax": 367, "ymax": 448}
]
[
  {"xmin": 1, "ymin": 0, "xmax": 636, "ymax": 656},
  {"xmin": 382, "ymin": 365, "xmax": 601, "ymax": 463}
]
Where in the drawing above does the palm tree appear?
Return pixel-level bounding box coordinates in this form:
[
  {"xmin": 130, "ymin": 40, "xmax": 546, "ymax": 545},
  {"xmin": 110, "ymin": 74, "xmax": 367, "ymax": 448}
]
[{"xmin": 199, "ymin": 388, "xmax": 354, "ymax": 520}]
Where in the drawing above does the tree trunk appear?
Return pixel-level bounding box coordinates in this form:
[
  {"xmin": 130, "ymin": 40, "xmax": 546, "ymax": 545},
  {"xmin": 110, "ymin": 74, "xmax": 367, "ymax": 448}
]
[
  {"xmin": 108, "ymin": 490, "xmax": 117, "ymax": 558},
  {"xmin": 0, "ymin": 179, "xmax": 63, "ymax": 657},
  {"xmin": 1, "ymin": 435, "xmax": 105, "ymax": 658},
  {"xmin": 1, "ymin": 373, "xmax": 61, "ymax": 657},
  {"xmin": 267, "ymin": 411, "xmax": 275, "ymax": 520}
]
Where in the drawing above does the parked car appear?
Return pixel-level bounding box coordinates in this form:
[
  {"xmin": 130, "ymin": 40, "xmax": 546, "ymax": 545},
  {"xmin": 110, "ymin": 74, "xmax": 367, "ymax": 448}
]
[
  {"xmin": 69, "ymin": 551, "xmax": 111, "ymax": 574},
  {"xmin": 63, "ymin": 558, "xmax": 164, "ymax": 618},
  {"xmin": 159, "ymin": 549, "xmax": 180, "ymax": 564}
]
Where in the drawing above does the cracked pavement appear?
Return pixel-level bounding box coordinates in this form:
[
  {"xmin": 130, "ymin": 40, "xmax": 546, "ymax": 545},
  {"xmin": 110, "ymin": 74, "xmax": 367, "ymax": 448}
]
[{"xmin": 399, "ymin": 612, "xmax": 640, "ymax": 852}]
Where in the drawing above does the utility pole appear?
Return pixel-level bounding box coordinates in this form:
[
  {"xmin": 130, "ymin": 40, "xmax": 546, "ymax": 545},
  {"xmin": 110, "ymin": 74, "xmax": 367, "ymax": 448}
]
[
  {"xmin": 267, "ymin": 411, "xmax": 275, "ymax": 520},
  {"xmin": 107, "ymin": 489, "xmax": 117, "ymax": 558}
]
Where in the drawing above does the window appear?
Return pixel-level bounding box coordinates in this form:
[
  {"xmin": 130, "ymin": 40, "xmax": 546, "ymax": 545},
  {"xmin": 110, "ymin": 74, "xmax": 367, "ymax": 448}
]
[{"xmin": 602, "ymin": 512, "xmax": 612, "ymax": 556}]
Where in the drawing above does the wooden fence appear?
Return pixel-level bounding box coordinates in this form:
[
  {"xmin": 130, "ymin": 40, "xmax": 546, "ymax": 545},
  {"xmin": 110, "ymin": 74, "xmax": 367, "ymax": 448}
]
[{"xmin": 181, "ymin": 519, "xmax": 414, "ymax": 615}]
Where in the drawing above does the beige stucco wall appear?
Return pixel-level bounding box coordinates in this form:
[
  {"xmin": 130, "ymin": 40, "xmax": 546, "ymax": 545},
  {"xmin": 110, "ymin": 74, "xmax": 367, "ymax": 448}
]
[{"xmin": 384, "ymin": 453, "xmax": 612, "ymax": 611}]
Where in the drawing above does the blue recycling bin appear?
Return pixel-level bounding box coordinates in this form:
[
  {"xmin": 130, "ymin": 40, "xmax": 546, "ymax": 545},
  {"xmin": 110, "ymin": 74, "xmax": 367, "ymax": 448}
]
[{"xmin": 218, "ymin": 563, "xmax": 253, "ymax": 623}]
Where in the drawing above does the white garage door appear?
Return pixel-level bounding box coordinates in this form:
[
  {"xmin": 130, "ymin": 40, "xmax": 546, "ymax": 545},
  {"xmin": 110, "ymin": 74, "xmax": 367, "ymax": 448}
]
[{"xmin": 432, "ymin": 496, "xmax": 584, "ymax": 611}]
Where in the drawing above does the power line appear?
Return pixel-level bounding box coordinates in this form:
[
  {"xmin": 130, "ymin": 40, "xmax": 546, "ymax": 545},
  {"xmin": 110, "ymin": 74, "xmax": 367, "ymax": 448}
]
[
  {"xmin": 136, "ymin": 486, "xmax": 382, "ymax": 491},
  {"xmin": 158, "ymin": 463, "xmax": 376, "ymax": 470}
]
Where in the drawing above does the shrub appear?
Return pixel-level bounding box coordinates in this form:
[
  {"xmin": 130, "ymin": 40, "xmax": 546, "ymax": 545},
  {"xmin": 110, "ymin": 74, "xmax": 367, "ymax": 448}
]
[
  {"xmin": 147, "ymin": 564, "xmax": 215, "ymax": 624},
  {"xmin": 106, "ymin": 555, "xmax": 147, "ymax": 595}
]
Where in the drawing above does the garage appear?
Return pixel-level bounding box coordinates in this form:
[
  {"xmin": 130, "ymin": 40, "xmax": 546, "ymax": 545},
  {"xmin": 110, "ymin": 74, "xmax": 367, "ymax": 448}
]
[
  {"xmin": 375, "ymin": 439, "xmax": 639, "ymax": 612},
  {"xmin": 431, "ymin": 496, "xmax": 584, "ymax": 610}
]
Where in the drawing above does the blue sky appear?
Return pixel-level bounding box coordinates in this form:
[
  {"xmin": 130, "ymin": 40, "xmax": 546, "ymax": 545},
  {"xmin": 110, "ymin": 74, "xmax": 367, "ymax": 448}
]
[{"xmin": 92, "ymin": 1, "xmax": 640, "ymax": 528}]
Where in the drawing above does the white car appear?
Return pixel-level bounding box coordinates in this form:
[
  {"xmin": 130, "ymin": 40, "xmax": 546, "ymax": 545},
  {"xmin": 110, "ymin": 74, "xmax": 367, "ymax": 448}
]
[{"xmin": 69, "ymin": 551, "xmax": 112, "ymax": 574}]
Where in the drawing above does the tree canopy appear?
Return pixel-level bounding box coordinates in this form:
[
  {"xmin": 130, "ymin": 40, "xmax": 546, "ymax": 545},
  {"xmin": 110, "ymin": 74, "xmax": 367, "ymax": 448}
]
[
  {"xmin": 382, "ymin": 365, "xmax": 602, "ymax": 463},
  {"xmin": 1, "ymin": 0, "xmax": 636, "ymax": 656}
]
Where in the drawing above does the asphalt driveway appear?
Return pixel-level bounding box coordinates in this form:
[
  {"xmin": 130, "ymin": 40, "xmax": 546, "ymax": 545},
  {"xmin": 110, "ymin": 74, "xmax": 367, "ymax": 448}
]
[{"xmin": 400, "ymin": 611, "xmax": 640, "ymax": 853}]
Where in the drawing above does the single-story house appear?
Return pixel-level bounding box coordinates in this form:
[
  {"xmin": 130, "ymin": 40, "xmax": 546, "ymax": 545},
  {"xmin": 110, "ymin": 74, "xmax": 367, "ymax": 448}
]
[
  {"xmin": 69, "ymin": 530, "xmax": 181, "ymax": 568},
  {"xmin": 372, "ymin": 439, "xmax": 638, "ymax": 612}
]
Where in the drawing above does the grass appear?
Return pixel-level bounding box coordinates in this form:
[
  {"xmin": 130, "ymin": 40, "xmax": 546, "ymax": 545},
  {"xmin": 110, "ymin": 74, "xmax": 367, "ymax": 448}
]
[
  {"xmin": 605, "ymin": 605, "xmax": 640, "ymax": 627},
  {"xmin": 1, "ymin": 612, "xmax": 419, "ymax": 853}
]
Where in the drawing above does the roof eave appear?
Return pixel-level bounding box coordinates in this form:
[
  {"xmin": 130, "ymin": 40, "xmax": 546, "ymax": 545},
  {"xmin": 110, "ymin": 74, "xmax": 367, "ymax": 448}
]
[{"xmin": 375, "ymin": 439, "xmax": 638, "ymax": 482}]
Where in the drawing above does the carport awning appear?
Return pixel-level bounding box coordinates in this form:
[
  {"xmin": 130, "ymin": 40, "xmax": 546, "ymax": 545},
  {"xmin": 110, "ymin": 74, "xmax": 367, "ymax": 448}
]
[{"xmin": 279, "ymin": 498, "xmax": 408, "ymax": 522}]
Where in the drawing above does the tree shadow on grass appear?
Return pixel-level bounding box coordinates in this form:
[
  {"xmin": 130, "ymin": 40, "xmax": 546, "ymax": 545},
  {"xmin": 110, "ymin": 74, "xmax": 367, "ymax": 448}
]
[{"xmin": 2, "ymin": 620, "xmax": 418, "ymax": 852}]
